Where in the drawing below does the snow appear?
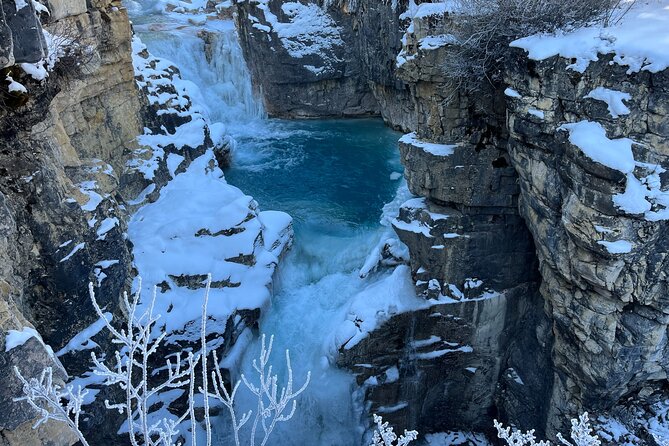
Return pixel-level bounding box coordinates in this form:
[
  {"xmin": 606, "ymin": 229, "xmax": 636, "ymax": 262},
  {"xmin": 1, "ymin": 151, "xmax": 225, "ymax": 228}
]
[
  {"xmin": 335, "ymin": 265, "xmax": 428, "ymax": 350},
  {"xmin": 32, "ymin": 0, "xmax": 49, "ymax": 14},
  {"xmin": 585, "ymin": 87, "xmax": 631, "ymax": 118},
  {"xmin": 464, "ymin": 278, "xmax": 483, "ymax": 289},
  {"xmin": 5, "ymin": 75, "xmax": 27, "ymax": 93},
  {"xmin": 78, "ymin": 181, "xmax": 105, "ymax": 212},
  {"xmin": 594, "ymin": 225, "xmax": 614, "ymax": 234},
  {"xmin": 400, "ymin": 132, "xmax": 456, "ymax": 157},
  {"xmin": 130, "ymin": 36, "xmax": 212, "ymax": 180},
  {"xmin": 413, "ymin": 345, "xmax": 473, "ymax": 360},
  {"xmin": 96, "ymin": 217, "xmax": 119, "ymax": 240},
  {"xmin": 385, "ymin": 366, "xmax": 400, "ymax": 383},
  {"xmin": 425, "ymin": 431, "xmax": 491, "ymax": 446},
  {"xmin": 5, "ymin": 327, "xmax": 40, "ymax": 351},
  {"xmin": 249, "ymin": 1, "xmax": 343, "ymax": 60},
  {"xmin": 391, "ymin": 218, "xmax": 434, "ymax": 238},
  {"xmin": 14, "ymin": 0, "xmax": 28, "ymax": 9},
  {"xmin": 97, "ymin": 259, "xmax": 119, "ymax": 268},
  {"xmin": 504, "ymin": 87, "xmax": 522, "ymax": 98},
  {"xmin": 377, "ymin": 402, "xmax": 408, "ymax": 414},
  {"xmin": 598, "ymin": 239, "xmax": 633, "ymax": 254},
  {"xmin": 359, "ymin": 182, "xmax": 411, "ymax": 278},
  {"xmin": 413, "ymin": 1, "xmax": 459, "ymax": 18},
  {"xmin": 557, "ymin": 111, "xmax": 668, "ymax": 222},
  {"xmin": 59, "ymin": 242, "xmax": 85, "ymax": 263},
  {"xmin": 166, "ymin": 153, "xmax": 185, "ymax": 177},
  {"xmin": 411, "ymin": 335, "xmax": 442, "ymax": 349},
  {"xmin": 511, "ymin": 2, "xmax": 669, "ymax": 74},
  {"xmin": 304, "ymin": 65, "xmax": 326, "ymax": 75},
  {"xmin": 558, "ymin": 120, "xmax": 636, "ymax": 173},
  {"xmin": 5, "ymin": 326, "xmax": 55, "ymax": 358},
  {"xmin": 528, "ymin": 108, "xmax": 545, "ymax": 119},
  {"xmin": 128, "ymin": 184, "xmax": 156, "ymax": 206},
  {"xmin": 506, "ymin": 368, "xmax": 525, "ymax": 385},
  {"xmin": 419, "ymin": 34, "xmax": 457, "ymax": 51},
  {"xmin": 56, "ymin": 313, "xmax": 112, "ymax": 356}
]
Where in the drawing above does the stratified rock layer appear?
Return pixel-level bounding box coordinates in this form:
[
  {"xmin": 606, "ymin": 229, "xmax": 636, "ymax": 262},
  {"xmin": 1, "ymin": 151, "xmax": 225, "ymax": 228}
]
[
  {"xmin": 235, "ymin": 0, "xmax": 669, "ymax": 441},
  {"xmin": 505, "ymin": 51, "xmax": 669, "ymax": 434}
]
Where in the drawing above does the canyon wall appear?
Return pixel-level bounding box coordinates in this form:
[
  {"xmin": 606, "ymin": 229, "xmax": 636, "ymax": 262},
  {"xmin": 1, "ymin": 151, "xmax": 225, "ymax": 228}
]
[
  {"xmin": 235, "ymin": 0, "xmax": 669, "ymax": 441},
  {"xmin": 1, "ymin": 1, "xmax": 141, "ymax": 441},
  {"xmin": 505, "ymin": 50, "xmax": 669, "ymax": 435},
  {"xmin": 234, "ymin": 0, "xmax": 416, "ymax": 128},
  {"xmin": 1, "ymin": 2, "xmax": 284, "ymax": 444}
]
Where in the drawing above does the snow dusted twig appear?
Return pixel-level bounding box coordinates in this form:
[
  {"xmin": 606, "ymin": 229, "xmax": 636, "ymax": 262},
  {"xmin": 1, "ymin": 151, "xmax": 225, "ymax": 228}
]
[
  {"xmin": 494, "ymin": 419, "xmax": 551, "ymax": 446},
  {"xmin": 556, "ymin": 413, "xmax": 601, "ymax": 446},
  {"xmin": 369, "ymin": 414, "xmax": 418, "ymax": 446},
  {"xmin": 16, "ymin": 276, "xmax": 311, "ymax": 446},
  {"xmin": 494, "ymin": 412, "xmax": 601, "ymax": 446},
  {"xmin": 239, "ymin": 334, "xmax": 311, "ymax": 446},
  {"xmin": 90, "ymin": 280, "xmax": 195, "ymax": 446},
  {"xmin": 201, "ymin": 275, "xmax": 213, "ymax": 446},
  {"xmin": 13, "ymin": 366, "xmax": 91, "ymax": 446}
]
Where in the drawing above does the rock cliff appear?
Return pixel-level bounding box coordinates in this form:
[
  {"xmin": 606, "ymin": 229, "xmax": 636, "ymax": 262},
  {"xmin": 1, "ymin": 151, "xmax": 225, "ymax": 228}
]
[
  {"xmin": 505, "ymin": 49, "xmax": 669, "ymax": 436},
  {"xmin": 1, "ymin": 1, "xmax": 289, "ymax": 443},
  {"xmin": 235, "ymin": 0, "xmax": 669, "ymax": 441},
  {"xmin": 234, "ymin": 0, "xmax": 416, "ymax": 127},
  {"xmin": 1, "ymin": 0, "xmax": 141, "ymax": 440}
]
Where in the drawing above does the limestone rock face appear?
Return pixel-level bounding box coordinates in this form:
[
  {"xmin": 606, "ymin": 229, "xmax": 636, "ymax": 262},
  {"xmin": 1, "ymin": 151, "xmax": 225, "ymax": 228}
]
[
  {"xmin": 336, "ymin": 4, "xmax": 551, "ymax": 438},
  {"xmin": 1, "ymin": 1, "xmax": 292, "ymax": 442},
  {"xmin": 0, "ymin": 0, "xmax": 142, "ymax": 441},
  {"xmin": 505, "ymin": 51, "xmax": 669, "ymax": 434},
  {"xmin": 1, "ymin": 0, "xmax": 47, "ymax": 65},
  {"xmin": 234, "ymin": 0, "xmax": 416, "ymax": 128}
]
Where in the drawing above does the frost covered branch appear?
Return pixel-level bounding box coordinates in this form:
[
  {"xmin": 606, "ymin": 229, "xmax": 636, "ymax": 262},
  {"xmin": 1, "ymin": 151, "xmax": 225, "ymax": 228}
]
[
  {"xmin": 15, "ymin": 276, "xmax": 311, "ymax": 446},
  {"xmin": 239, "ymin": 334, "xmax": 311, "ymax": 446},
  {"xmin": 494, "ymin": 413, "xmax": 601, "ymax": 446},
  {"xmin": 13, "ymin": 366, "xmax": 91, "ymax": 446},
  {"xmin": 369, "ymin": 414, "xmax": 418, "ymax": 446},
  {"xmin": 89, "ymin": 279, "xmax": 197, "ymax": 446}
]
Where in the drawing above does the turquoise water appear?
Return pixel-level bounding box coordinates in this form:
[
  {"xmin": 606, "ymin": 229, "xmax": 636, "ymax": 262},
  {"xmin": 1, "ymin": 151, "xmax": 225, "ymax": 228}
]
[
  {"xmin": 226, "ymin": 119, "xmax": 403, "ymax": 231},
  {"xmin": 223, "ymin": 118, "xmax": 403, "ymax": 446}
]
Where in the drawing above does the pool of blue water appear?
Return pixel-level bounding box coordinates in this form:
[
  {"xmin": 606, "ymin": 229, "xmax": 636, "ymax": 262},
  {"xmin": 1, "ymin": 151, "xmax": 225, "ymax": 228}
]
[{"xmin": 225, "ymin": 118, "xmax": 403, "ymax": 234}]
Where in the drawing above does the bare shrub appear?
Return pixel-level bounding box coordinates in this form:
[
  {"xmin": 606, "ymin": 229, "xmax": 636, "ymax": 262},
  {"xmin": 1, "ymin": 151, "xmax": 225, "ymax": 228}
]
[{"xmin": 442, "ymin": 0, "xmax": 634, "ymax": 92}]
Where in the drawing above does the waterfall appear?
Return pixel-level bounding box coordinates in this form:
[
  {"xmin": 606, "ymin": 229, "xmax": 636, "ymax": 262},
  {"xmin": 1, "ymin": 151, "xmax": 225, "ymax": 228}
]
[{"xmin": 132, "ymin": 18, "xmax": 265, "ymax": 137}]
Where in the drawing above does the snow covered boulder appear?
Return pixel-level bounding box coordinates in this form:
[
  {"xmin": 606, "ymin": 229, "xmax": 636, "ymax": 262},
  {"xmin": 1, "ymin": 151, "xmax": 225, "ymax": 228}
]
[
  {"xmin": 0, "ymin": 302, "xmax": 78, "ymax": 446},
  {"xmin": 128, "ymin": 151, "xmax": 293, "ymax": 347}
]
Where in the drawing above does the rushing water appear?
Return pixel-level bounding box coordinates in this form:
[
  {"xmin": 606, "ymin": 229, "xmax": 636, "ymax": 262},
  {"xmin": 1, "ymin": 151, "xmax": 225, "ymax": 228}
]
[{"xmin": 130, "ymin": 8, "xmax": 404, "ymax": 445}]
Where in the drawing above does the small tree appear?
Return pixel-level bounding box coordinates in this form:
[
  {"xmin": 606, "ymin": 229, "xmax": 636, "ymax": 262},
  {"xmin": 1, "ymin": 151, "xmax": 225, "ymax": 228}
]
[{"xmin": 14, "ymin": 276, "xmax": 310, "ymax": 446}]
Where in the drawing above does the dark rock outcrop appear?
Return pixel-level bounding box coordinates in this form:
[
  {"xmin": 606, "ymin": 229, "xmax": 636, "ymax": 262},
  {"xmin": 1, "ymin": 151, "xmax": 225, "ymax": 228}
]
[
  {"xmin": 233, "ymin": 0, "xmax": 416, "ymax": 128},
  {"xmin": 505, "ymin": 51, "xmax": 669, "ymax": 435}
]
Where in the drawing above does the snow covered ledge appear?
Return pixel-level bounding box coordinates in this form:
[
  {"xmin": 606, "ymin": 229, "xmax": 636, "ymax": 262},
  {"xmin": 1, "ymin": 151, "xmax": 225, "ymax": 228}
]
[{"xmin": 128, "ymin": 150, "xmax": 293, "ymax": 344}]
